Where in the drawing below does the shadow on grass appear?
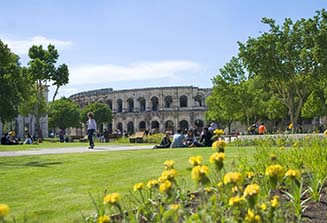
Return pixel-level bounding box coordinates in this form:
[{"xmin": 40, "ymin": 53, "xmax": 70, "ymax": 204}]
[{"xmin": 0, "ymin": 160, "xmax": 63, "ymax": 168}]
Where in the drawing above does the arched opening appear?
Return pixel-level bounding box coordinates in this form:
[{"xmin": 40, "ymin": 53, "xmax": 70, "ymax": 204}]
[
  {"xmin": 164, "ymin": 96, "xmax": 173, "ymax": 108},
  {"xmin": 179, "ymin": 120, "xmax": 189, "ymax": 131},
  {"xmin": 138, "ymin": 97, "xmax": 146, "ymax": 112},
  {"xmin": 127, "ymin": 121, "xmax": 134, "ymax": 134},
  {"xmin": 127, "ymin": 98, "xmax": 134, "ymax": 112},
  {"xmin": 116, "ymin": 122, "xmax": 123, "ymax": 134},
  {"xmin": 151, "ymin": 96, "xmax": 159, "ymax": 111},
  {"xmin": 151, "ymin": 120, "xmax": 160, "ymax": 133},
  {"xmin": 180, "ymin": 95, "xmax": 188, "ymax": 107},
  {"xmin": 194, "ymin": 95, "xmax": 203, "ymax": 107},
  {"xmin": 139, "ymin": 121, "xmax": 146, "ymax": 131},
  {"xmin": 106, "ymin": 99, "xmax": 113, "ymax": 110},
  {"xmin": 165, "ymin": 120, "xmax": 174, "ymax": 133},
  {"xmin": 117, "ymin": 99, "xmax": 123, "ymax": 112}
]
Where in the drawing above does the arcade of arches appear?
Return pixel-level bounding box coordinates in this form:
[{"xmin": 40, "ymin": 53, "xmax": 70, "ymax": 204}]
[{"xmin": 70, "ymin": 86, "xmax": 211, "ymax": 134}]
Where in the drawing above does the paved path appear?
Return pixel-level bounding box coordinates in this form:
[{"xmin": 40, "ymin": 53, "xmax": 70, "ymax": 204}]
[{"xmin": 0, "ymin": 145, "xmax": 153, "ymax": 157}]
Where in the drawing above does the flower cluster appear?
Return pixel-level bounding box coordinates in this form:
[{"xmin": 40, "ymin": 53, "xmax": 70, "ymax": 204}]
[
  {"xmin": 189, "ymin": 155, "xmax": 202, "ymax": 166},
  {"xmin": 133, "ymin": 182, "xmax": 144, "ymax": 191},
  {"xmin": 103, "ymin": 193, "xmax": 121, "ymax": 205},
  {"xmin": 223, "ymin": 172, "xmax": 243, "ymax": 185},
  {"xmin": 0, "ymin": 204, "xmax": 10, "ymax": 219}
]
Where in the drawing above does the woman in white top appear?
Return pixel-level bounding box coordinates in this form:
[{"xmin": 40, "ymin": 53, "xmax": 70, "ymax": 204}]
[{"xmin": 87, "ymin": 112, "xmax": 97, "ymax": 149}]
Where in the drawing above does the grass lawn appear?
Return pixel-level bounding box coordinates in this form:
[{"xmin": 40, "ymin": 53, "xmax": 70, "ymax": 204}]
[{"xmin": 0, "ymin": 146, "xmax": 255, "ymax": 222}]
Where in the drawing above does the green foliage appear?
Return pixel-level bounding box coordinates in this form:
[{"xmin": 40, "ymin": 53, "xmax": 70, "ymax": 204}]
[
  {"xmin": 80, "ymin": 102, "xmax": 112, "ymax": 125},
  {"xmin": 206, "ymin": 57, "xmax": 254, "ymax": 129},
  {"xmin": 25, "ymin": 44, "xmax": 69, "ymax": 138},
  {"xmin": 48, "ymin": 97, "xmax": 81, "ymax": 129},
  {"xmin": 238, "ymin": 9, "xmax": 327, "ymax": 126},
  {"xmin": 0, "ymin": 39, "xmax": 31, "ymax": 122}
]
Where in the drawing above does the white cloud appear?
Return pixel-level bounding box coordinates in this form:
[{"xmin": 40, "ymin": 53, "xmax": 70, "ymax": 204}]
[
  {"xmin": 69, "ymin": 61, "xmax": 202, "ymax": 85},
  {"xmin": 2, "ymin": 35, "xmax": 73, "ymax": 55}
]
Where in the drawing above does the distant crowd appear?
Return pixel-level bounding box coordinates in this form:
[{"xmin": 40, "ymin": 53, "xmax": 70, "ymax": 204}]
[
  {"xmin": 0, "ymin": 131, "xmax": 33, "ymax": 145},
  {"xmin": 152, "ymin": 125, "xmax": 216, "ymax": 149}
]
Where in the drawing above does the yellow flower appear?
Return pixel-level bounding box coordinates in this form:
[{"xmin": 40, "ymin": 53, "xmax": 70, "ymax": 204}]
[
  {"xmin": 270, "ymin": 195, "xmax": 279, "ymax": 208},
  {"xmin": 209, "ymin": 152, "xmax": 225, "ymax": 163},
  {"xmin": 265, "ymin": 164, "xmax": 283, "ymax": 178},
  {"xmin": 0, "ymin": 204, "xmax": 10, "ymax": 218},
  {"xmin": 212, "ymin": 140, "xmax": 226, "ymax": 151},
  {"xmin": 159, "ymin": 180, "xmax": 172, "ymax": 193},
  {"xmin": 133, "ymin": 182, "xmax": 144, "ymax": 191},
  {"xmin": 164, "ymin": 160, "xmax": 175, "ymax": 169},
  {"xmin": 223, "ymin": 172, "xmax": 242, "ymax": 185},
  {"xmin": 217, "ymin": 182, "xmax": 223, "ymax": 187},
  {"xmin": 147, "ymin": 179, "xmax": 159, "ymax": 189},
  {"xmin": 232, "ymin": 186, "xmax": 242, "ymax": 193},
  {"xmin": 229, "ymin": 195, "xmax": 245, "ymax": 206},
  {"xmin": 285, "ymin": 169, "xmax": 301, "ymax": 179},
  {"xmin": 189, "ymin": 155, "xmax": 202, "ymax": 166},
  {"xmin": 170, "ymin": 204, "xmax": 180, "ymax": 210},
  {"xmin": 243, "ymin": 184, "xmax": 260, "ymax": 198},
  {"xmin": 160, "ymin": 169, "xmax": 177, "ymax": 182},
  {"xmin": 103, "ymin": 193, "xmax": 121, "ymax": 205},
  {"xmin": 260, "ymin": 203, "xmax": 267, "ymax": 211},
  {"xmin": 245, "ymin": 171, "xmax": 255, "ymax": 179},
  {"xmin": 214, "ymin": 129, "xmax": 224, "ymax": 135},
  {"xmin": 244, "ymin": 209, "xmax": 261, "ymax": 222},
  {"xmin": 279, "ymin": 146, "xmax": 286, "ymax": 150},
  {"xmin": 191, "ymin": 165, "xmax": 209, "ymax": 181},
  {"xmin": 324, "ymin": 130, "xmax": 327, "ymax": 136},
  {"xmin": 98, "ymin": 215, "xmax": 110, "ymax": 223}
]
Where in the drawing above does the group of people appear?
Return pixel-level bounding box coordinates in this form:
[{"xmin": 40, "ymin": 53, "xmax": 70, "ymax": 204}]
[
  {"xmin": 0, "ymin": 131, "xmax": 33, "ymax": 145},
  {"xmin": 248, "ymin": 122, "xmax": 267, "ymax": 135},
  {"xmin": 152, "ymin": 127, "xmax": 214, "ymax": 149}
]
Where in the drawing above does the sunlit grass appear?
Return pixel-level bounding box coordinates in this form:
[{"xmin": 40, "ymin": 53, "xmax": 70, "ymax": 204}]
[{"xmin": 0, "ymin": 146, "xmax": 255, "ymax": 223}]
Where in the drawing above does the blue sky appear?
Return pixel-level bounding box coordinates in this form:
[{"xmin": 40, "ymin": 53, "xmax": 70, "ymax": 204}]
[{"xmin": 1, "ymin": 1, "xmax": 326, "ymax": 100}]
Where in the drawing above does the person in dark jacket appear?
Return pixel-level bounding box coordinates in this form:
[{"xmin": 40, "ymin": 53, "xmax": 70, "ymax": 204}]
[{"xmin": 153, "ymin": 132, "xmax": 171, "ymax": 149}]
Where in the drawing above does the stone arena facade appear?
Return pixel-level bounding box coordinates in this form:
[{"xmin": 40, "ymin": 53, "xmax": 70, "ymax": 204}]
[{"xmin": 70, "ymin": 86, "xmax": 212, "ymax": 134}]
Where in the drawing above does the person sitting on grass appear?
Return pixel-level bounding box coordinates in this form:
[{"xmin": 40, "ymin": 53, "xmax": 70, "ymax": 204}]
[
  {"xmin": 153, "ymin": 131, "xmax": 171, "ymax": 149},
  {"xmin": 24, "ymin": 133, "xmax": 33, "ymax": 144},
  {"xmin": 184, "ymin": 129, "xmax": 203, "ymax": 147},
  {"xmin": 170, "ymin": 129, "xmax": 187, "ymax": 148}
]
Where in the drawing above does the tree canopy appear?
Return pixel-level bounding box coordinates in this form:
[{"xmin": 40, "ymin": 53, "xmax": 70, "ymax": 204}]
[
  {"xmin": 48, "ymin": 97, "xmax": 81, "ymax": 130},
  {"xmin": 0, "ymin": 39, "xmax": 31, "ymax": 122},
  {"xmin": 80, "ymin": 102, "xmax": 112, "ymax": 127},
  {"xmin": 208, "ymin": 9, "xmax": 327, "ymax": 131}
]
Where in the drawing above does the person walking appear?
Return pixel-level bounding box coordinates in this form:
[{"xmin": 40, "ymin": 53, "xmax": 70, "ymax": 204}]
[{"xmin": 87, "ymin": 112, "xmax": 97, "ymax": 149}]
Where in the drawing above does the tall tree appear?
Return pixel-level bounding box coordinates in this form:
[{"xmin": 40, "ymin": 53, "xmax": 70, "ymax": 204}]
[
  {"xmin": 0, "ymin": 39, "xmax": 31, "ymax": 122},
  {"xmin": 26, "ymin": 44, "xmax": 69, "ymax": 138},
  {"xmin": 206, "ymin": 57, "xmax": 254, "ymax": 132},
  {"xmin": 239, "ymin": 9, "xmax": 327, "ymax": 131},
  {"xmin": 48, "ymin": 97, "xmax": 80, "ymax": 131}
]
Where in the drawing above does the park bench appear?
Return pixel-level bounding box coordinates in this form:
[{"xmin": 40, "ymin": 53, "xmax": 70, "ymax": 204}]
[{"xmin": 129, "ymin": 132, "xmax": 145, "ymax": 143}]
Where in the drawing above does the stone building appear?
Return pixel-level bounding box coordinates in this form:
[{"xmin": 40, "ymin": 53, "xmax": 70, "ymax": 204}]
[{"xmin": 70, "ymin": 86, "xmax": 212, "ymax": 134}]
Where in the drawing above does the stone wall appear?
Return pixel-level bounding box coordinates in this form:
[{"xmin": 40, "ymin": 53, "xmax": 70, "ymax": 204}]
[{"xmin": 70, "ymin": 86, "xmax": 212, "ymax": 134}]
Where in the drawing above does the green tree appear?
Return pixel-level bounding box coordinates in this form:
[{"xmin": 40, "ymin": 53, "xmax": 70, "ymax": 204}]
[
  {"xmin": 80, "ymin": 102, "xmax": 112, "ymax": 131},
  {"xmin": 239, "ymin": 9, "xmax": 327, "ymax": 131},
  {"xmin": 48, "ymin": 97, "xmax": 80, "ymax": 131},
  {"xmin": 206, "ymin": 57, "xmax": 254, "ymax": 132},
  {"xmin": 25, "ymin": 44, "xmax": 69, "ymax": 138},
  {"xmin": 51, "ymin": 64, "xmax": 69, "ymax": 103},
  {"xmin": 0, "ymin": 39, "xmax": 31, "ymax": 122}
]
